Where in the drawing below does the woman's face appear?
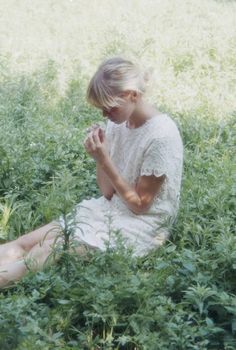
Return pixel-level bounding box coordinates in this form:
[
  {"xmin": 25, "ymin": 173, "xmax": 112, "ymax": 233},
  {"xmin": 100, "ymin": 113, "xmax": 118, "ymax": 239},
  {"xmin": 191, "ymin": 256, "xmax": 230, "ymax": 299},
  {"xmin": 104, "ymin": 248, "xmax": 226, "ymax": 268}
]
[{"xmin": 100, "ymin": 91, "xmax": 137, "ymax": 124}]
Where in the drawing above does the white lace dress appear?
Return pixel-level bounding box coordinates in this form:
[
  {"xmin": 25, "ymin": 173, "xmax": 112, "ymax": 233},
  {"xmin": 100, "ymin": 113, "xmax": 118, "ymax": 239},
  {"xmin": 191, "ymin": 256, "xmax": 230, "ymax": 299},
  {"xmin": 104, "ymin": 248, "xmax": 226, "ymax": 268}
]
[{"xmin": 58, "ymin": 113, "xmax": 184, "ymax": 257}]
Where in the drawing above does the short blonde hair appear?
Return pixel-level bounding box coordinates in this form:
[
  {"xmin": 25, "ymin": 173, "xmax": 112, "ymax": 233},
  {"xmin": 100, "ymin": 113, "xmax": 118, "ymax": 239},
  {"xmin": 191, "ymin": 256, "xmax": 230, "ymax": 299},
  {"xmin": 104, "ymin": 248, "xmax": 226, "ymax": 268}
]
[{"xmin": 86, "ymin": 56, "xmax": 151, "ymax": 110}]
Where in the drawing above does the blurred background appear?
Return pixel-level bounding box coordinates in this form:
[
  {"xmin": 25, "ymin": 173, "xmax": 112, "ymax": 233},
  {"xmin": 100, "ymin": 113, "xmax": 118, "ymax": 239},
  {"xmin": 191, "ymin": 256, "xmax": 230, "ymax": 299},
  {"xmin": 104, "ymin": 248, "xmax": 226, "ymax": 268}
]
[{"xmin": 1, "ymin": 0, "xmax": 235, "ymax": 118}]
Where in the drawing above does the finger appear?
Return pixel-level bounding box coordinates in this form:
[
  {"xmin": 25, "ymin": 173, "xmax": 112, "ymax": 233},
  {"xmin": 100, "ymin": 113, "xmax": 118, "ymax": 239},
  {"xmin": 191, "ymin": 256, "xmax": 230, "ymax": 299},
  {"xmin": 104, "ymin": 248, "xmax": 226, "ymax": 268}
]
[
  {"xmin": 84, "ymin": 140, "xmax": 95, "ymax": 152},
  {"xmin": 86, "ymin": 123, "xmax": 100, "ymax": 133},
  {"xmin": 98, "ymin": 128, "xmax": 105, "ymax": 142},
  {"xmin": 93, "ymin": 123, "xmax": 100, "ymax": 128},
  {"xmin": 92, "ymin": 128, "xmax": 101, "ymax": 146},
  {"xmin": 84, "ymin": 132, "xmax": 93, "ymax": 144},
  {"xmin": 88, "ymin": 133, "xmax": 97, "ymax": 150},
  {"xmin": 83, "ymin": 139, "xmax": 90, "ymax": 150},
  {"xmin": 84, "ymin": 138, "xmax": 91, "ymax": 147},
  {"xmin": 84, "ymin": 134, "xmax": 95, "ymax": 149},
  {"xmin": 86, "ymin": 127, "xmax": 94, "ymax": 133},
  {"xmin": 86, "ymin": 131, "xmax": 95, "ymax": 140}
]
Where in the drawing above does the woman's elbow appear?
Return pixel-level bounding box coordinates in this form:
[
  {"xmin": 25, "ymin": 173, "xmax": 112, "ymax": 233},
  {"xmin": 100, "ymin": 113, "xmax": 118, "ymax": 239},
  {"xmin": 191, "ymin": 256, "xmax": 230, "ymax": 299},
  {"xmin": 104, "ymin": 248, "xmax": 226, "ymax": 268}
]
[
  {"xmin": 130, "ymin": 202, "xmax": 151, "ymax": 215},
  {"xmin": 103, "ymin": 189, "xmax": 115, "ymax": 200},
  {"xmin": 131, "ymin": 208, "xmax": 149, "ymax": 215},
  {"xmin": 104, "ymin": 193, "xmax": 113, "ymax": 200}
]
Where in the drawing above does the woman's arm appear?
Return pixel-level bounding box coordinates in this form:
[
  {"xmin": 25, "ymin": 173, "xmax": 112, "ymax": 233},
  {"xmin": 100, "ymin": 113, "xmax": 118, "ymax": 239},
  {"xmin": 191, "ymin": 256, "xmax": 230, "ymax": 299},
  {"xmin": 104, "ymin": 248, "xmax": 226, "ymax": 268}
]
[
  {"xmin": 99, "ymin": 156, "xmax": 165, "ymax": 214},
  {"xmin": 84, "ymin": 127, "xmax": 165, "ymax": 213},
  {"xmin": 86, "ymin": 124, "xmax": 115, "ymax": 200},
  {"xmin": 96, "ymin": 162, "xmax": 115, "ymax": 200}
]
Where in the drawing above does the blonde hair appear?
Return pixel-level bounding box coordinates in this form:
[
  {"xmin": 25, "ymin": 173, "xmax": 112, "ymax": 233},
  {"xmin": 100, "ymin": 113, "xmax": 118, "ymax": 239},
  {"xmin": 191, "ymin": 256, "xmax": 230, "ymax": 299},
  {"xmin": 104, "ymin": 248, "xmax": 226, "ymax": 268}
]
[{"xmin": 86, "ymin": 56, "xmax": 152, "ymax": 110}]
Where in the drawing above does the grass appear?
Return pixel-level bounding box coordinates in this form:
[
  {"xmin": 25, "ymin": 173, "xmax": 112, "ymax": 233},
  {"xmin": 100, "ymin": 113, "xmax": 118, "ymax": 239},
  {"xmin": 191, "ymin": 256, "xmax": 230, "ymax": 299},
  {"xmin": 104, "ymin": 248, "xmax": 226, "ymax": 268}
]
[{"xmin": 0, "ymin": 0, "xmax": 235, "ymax": 349}]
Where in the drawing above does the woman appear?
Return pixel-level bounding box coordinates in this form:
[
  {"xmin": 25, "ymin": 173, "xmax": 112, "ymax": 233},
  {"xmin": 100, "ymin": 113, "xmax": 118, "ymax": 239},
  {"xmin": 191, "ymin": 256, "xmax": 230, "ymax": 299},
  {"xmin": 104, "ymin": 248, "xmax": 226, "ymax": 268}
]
[{"xmin": 0, "ymin": 56, "xmax": 184, "ymax": 288}]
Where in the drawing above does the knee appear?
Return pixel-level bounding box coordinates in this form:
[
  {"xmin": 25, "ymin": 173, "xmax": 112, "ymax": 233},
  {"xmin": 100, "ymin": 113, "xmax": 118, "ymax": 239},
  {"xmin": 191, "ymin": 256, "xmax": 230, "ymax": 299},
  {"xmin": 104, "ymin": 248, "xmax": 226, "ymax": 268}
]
[
  {"xmin": 7, "ymin": 240, "xmax": 26, "ymax": 260},
  {"xmin": 15, "ymin": 237, "xmax": 28, "ymax": 252},
  {"xmin": 24, "ymin": 240, "xmax": 60, "ymax": 272}
]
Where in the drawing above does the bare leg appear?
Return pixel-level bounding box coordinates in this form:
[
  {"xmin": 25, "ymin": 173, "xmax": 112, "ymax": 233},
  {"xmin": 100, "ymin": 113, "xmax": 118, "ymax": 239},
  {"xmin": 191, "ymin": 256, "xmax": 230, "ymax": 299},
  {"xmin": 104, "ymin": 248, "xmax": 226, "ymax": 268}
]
[
  {"xmin": 0, "ymin": 241, "xmax": 26, "ymax": 266},
  {"xmin": 0, "ymin": 237, "xmax": 96, "ymax": 289},
  {"xmin": 16, "ymin": 220, "xmax": 63, "ymax": 251},
  {"xmin": 0, "ymin": 237, "xmax": 64, "ymax": 289},
  {"xmin": 0, "ymin": 259, "xmax": 27, "ymax": 289},
  {"xmin": 0, "ymin": 221, "xmax": 62, "ymax": 266}
]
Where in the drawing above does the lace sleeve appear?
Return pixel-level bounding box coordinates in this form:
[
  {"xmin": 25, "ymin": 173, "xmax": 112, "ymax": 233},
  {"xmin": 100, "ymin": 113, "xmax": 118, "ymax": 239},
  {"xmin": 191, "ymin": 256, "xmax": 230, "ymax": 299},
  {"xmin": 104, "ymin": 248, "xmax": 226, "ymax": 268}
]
[{"xmin": 140, "ymin": 136, "xmax": 176, "ymax": 179}]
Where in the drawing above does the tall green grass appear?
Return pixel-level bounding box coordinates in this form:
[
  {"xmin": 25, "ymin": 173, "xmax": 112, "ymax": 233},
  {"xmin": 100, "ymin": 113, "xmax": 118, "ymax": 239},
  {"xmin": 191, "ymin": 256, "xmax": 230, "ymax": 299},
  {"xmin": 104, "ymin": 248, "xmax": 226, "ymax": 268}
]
[
  {"xmin": 0, "ymin": 60, "xmax": 234, "ymax": 350},
  {"xmin": 0, "ymin": 0, "xmax": 235, "ymax": 348}
]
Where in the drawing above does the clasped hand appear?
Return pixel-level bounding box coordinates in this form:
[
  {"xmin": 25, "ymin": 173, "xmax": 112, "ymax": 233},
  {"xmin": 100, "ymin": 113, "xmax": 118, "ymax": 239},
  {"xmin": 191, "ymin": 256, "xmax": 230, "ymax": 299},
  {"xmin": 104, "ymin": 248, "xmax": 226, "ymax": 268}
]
[{"xmin": 84, "ymin": 124, "xmax": 109, "ymax": 163}]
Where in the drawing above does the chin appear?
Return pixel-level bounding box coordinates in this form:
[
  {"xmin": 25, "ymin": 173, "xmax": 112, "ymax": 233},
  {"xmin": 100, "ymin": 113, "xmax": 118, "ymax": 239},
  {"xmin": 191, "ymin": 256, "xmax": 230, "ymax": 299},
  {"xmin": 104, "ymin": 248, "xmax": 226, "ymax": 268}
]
[{"xmin": 109, "ymin": 118, "xmax": 122, "ymax": 124}]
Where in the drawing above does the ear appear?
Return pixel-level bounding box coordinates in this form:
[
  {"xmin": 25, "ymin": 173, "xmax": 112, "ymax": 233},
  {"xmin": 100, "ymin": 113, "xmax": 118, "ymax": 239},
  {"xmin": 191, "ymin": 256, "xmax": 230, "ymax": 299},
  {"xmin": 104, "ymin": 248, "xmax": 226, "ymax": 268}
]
[{"xmin": 130, "ymin": 90, "xmax": 139, "ymax": 102}]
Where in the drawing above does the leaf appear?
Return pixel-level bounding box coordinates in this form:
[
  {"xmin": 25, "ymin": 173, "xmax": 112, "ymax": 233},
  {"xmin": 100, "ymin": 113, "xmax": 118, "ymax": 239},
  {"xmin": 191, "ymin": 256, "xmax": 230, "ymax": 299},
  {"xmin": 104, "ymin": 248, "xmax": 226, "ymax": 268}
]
[
  {"xmin": 232, "ymin": 318, "xmax": 236, "ymax": 333},
  {"xmin": 183, "ymin": 262, "xmax": 196, "ymax": 272},
  {"xmin": 206, "ymin": 317, "xmax": 214, "ymax": 327},
  {"xmin": 166, "ymin": 276, "xmax": 175, "ymax": 287},
  {"xmin": 57, "ymin": 299, "xmax": 70, "ymax": 305},
  {"xmin": 166, "ymin": 245, "xmax": 176, "ymax": 253}
]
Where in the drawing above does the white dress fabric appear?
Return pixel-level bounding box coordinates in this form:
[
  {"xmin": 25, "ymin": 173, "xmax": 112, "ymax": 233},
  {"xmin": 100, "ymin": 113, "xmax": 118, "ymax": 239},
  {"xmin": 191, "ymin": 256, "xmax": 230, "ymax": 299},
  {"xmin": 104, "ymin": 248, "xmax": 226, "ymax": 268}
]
[{"xmin": 58, "ymin": 113, "xmax": 184, "ymax": 257}]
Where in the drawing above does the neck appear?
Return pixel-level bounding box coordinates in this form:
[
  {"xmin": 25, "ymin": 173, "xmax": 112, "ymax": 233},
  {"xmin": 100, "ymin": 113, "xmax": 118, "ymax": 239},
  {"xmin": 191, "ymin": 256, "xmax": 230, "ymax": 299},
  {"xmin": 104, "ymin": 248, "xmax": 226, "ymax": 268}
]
[{"xmin": 127, "ymin": 101, "xmax": 159, "ymax": 129}]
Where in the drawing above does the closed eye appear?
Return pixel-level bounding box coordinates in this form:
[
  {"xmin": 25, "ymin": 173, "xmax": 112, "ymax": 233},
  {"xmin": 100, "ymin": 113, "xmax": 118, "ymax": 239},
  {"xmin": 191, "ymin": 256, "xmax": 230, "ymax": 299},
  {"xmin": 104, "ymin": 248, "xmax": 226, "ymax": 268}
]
[{"xmin": 103, "ymin": 106, "xmax": 119, "ymax": 114}]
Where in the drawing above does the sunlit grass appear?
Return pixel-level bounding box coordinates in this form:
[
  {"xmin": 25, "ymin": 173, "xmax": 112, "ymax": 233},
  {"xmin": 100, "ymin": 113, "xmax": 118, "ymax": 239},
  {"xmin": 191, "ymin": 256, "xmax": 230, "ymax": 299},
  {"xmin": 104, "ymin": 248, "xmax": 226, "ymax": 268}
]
[{"xmin": 1, "ymin": 0, "xmax": 235, "ymax": 119}]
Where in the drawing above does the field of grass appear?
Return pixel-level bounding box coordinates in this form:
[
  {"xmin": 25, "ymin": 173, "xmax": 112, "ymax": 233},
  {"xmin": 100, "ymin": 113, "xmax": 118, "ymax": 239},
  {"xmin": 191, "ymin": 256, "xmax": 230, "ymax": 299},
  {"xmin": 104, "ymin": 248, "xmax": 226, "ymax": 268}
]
[{"xmin": 0, "ymin": 0, "xmax": 235, "ymax": 349}]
